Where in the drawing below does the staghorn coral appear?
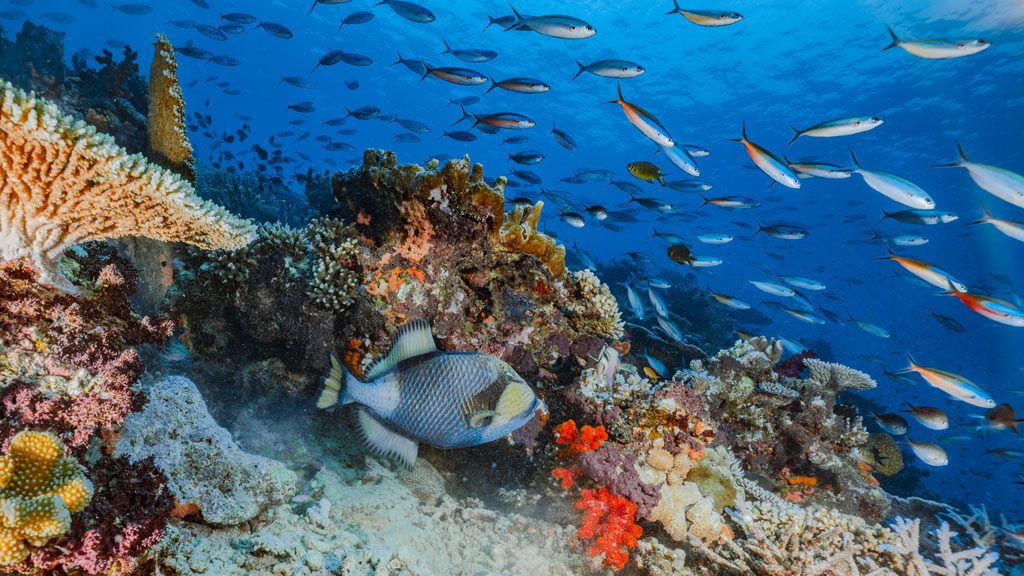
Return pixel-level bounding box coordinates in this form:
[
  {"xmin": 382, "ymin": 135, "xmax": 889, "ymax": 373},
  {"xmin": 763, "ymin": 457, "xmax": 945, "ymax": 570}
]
[
  {"xmin": 889, "ymin": 517, "xmax": 1000, "ymax": 576},
  {"xmin": 565, "ymin": 269, "xmax": 625, "ymax": 340},
  {"xmin": 0, "ymin": 80, "xmax": 255, "ymax": 292},
  {"xmin": 688, "ymin": 477, "xmax": 903, "ymax": 575},
  {"xmin": 147, "ymin": 34, "xmax": 194, "ymax": 184},
  {"xmin": 0, "ymin": 431, "xmax": 93, "ymax": 566},
  {"xmin": 804, "ymin": 358, "xmax": 877, "ymax": 392}
]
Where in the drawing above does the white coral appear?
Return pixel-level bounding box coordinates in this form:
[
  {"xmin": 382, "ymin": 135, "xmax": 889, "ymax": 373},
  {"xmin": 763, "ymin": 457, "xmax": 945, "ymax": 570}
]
[{"xmin": 804, "ymin": 358, "xmax": 877, "ymax": 391}]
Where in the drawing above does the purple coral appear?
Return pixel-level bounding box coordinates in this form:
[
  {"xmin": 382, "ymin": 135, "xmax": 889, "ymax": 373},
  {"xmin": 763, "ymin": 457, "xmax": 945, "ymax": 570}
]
[
  {"xmin": 32, "ymin": 456, "xmax": 174, "ymax": 576},
  {"xmin": 774, "ymin": 350, "xmax": 817, "ymax": 378},
  {"xmin": 576, "ymin": 445, "xmax": 662, "ymax": 518}
]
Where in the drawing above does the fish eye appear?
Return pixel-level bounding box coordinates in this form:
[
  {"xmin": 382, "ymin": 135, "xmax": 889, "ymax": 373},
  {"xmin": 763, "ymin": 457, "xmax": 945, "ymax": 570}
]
[{"xmin": 871, "ymin": 117, "xmax": 881, "ymax": 122}]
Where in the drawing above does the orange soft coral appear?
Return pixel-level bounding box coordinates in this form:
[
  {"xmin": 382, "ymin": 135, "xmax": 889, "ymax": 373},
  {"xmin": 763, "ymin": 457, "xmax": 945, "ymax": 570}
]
[
  {"xmin": 553, "ymin": 420, "xmax": 607, "ymax": 454},
  {"xmin": 395, "ymin": 200, "xmax": 434, "ymax": 263},
  {"xmin": 575, "ymin": 488, "xmax": 642, "ymax": 570}
]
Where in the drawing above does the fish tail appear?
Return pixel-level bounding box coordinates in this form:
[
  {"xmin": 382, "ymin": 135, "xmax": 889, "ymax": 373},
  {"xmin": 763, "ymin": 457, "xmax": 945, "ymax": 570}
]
[
  {"xmin": 903, "ymin": 352, "xmax": 919, "ymax": 372},
  {"xmin": 441, "ymin": 39, "xmax": 452, "ymax": 54},
  {"xmin": 484, "ymin": 78, "xmax": 497, "ymax": 94},
  {"xmin": 882, "ymin": 25, "xmax": 900, "ymax": 51},
  {"xmin": 970, "ymin": 203, "xmax": 993, "ymax": 225},
  {"xmin": 307, "ymin": 0, "xmax": 318, "ymax": 14},
  {"xmin": 317, "ymin": 354, "xmax": 353, "ymax": 409},
  {"xmin": 874, "ymin": 245, "xmax": 896, "ymax": 260},
  {"xmin": 697, "ymin": 195, "xmax": 709, "ymax": 210},
  {"xmin": 483, "ymin": 15, "xmax": 497, "ymax": 32},
  {"xmin": 849, "ymin": 147, "xmax": 861, "ymax": 169},
  {"xmin": 418, "ymin": 60, "xmax": 433, "ymax": 84},
  {"xmin": 504, "ymin": 4, "xmax": 523, "ymax": 31},
  {"xmin": 392, "ymin": 52, "xmax": 404, "ymax": 66},
  {"xmin": 876, "ymin": 209, "xmax": 891, "ymax": 225},
  {"xmin": 666, "ymin": 0, "xmax": 682, "ymax": 15},
  {"xmin": 785, "ymin": 125, "xmax": 801, "ymax": 148},
  {"xmin": 934, "ymin": 140, "xmax": 969, "ymax": 167},
  {"xmin": 868, "ymin": 227, "xmax": 881, "ymax": 241},
  {"xmin": 753, "ymin": 222, "xmax": 764, "ymax": 235},
  {"xmin": 570, "ymin": 61, "xmax": 586, "ymax": 82}
]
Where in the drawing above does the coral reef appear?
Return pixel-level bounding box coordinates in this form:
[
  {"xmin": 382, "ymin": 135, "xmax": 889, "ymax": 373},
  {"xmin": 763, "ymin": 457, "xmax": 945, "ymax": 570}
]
[
  {"xmin": 0, "ymin": 431, "xmax": 92, "ymax": 566},
  {"xmin": 0, "ymin": 256, "xmax": 172, "ymax": 448},
  {"xmin": 146, "ymin": 34, "xmax": 194, "ymax": 183},
  {"xmin": 116, "ymin": 376, "xmax": 297, "ymax": 525},
  {"xmin": 683, "ymin": 338, "xmax": 887, "ymax": 521},
  {"xmin": 0, "ymin": 81, "xmax": 255, "ymax": 292}
]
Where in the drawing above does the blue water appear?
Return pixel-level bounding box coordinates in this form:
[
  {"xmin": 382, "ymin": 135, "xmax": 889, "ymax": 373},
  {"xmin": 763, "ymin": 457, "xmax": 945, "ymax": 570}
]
[{"xmin": 10, "ymin": 0, "xmax": 1024, "ymax": 519}]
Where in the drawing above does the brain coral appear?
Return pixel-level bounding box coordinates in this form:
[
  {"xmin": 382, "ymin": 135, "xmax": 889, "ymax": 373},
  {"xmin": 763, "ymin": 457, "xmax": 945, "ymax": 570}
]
[
  {"xmin": 0, "ymin": 430, "xmax": 93, "ymax": 565},
  {"xmin": 0, "ymin": 80, "xmax": 255, "ymax": 292}
]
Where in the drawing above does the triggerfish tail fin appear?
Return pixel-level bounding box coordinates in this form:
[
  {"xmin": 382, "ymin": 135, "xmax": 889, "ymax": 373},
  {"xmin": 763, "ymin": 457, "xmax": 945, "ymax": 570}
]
[
  {"xmin": 882, "ymin": 25, "xmax": 900, "ymax": 51},
  {"xmin": 785, "ymin": 125, "xmax": 801, "ymax": 148},
  {"xmin": 355, "ymin": 406, "xmax": 418, "ymax": 468},
  {"xmin": 317, "ymin": 354, "xmax": 354, "ymax": 409}
]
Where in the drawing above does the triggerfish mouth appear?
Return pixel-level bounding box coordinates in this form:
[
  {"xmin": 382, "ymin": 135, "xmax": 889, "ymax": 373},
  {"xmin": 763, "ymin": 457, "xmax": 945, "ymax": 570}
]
[{"xmin": 317, "ymin": 320, "xmax": 547, "ymax": 467}]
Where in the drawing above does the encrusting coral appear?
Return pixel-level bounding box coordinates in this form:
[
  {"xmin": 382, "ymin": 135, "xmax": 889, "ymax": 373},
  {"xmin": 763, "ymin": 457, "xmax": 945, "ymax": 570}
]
[
  {"xmin": 0, "ymin": 80, "xmax": 255, "ymax": 292},
  {"xmin": 146, "ymin": 34, "xmax": 194, "ymax": 184},
  {"xmin": 0, "ymin": 431, "xmax": 93, "ymax": 566}
]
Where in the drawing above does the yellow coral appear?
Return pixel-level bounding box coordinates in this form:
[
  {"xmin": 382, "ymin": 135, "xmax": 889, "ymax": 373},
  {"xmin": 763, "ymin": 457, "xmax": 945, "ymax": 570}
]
[
  {"xmin": 147, "ymin": 34, "xmax": 195, "ymax": 183},
  {"xmin": 0, "ymin": 431, "xmax": 93, "ymax": 565},
  {"xmin": 496, "ymin": 202, "xmax": 566, "ymax": 277},
  {"xmin": 0, "ymin": 80, "xmax": 255, "ymax": 292}
]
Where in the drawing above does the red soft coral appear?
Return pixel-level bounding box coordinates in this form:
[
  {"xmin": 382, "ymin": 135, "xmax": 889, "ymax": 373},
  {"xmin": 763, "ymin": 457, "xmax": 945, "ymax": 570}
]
[
  {"xmin": 575, "ymin": 488, "xmax": 642, "ymax": 570},
  {"xmin": 553, "ymin": 419, "xmax": 607, "ymax": 454}
]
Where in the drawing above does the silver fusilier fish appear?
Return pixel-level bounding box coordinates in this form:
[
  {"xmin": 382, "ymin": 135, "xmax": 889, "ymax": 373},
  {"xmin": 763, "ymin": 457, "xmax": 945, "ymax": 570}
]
[{"xmin": 318, "ymin": 321, "xmax": 546, "ymax": 467}]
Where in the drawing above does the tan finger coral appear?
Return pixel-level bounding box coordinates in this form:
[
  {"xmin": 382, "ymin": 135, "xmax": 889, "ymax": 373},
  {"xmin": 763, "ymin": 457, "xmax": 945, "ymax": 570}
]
[
  {"xmin": 0, "ymin": 80, "xmax": 255, "ymax": 292},
  {"xmin": 0, "ymin": 431, "xmax": 94, "ymax": 566},
  {"xmin": 147, "ymin": 34, "xmax": 195, "ymax": 183}
]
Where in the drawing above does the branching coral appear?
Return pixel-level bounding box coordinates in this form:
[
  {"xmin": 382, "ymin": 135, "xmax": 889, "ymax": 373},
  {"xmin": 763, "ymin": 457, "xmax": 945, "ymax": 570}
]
[
  {"xmin": 0, "ymin": 80, "xmax": 255, "ymax": 292},
  {"xmin": 565, "ymin": 269, "xmax": 624, "ymax": 340},
  {"xmin": 0, "ymin": 431, "xmax": 93, "ymax": 566},
  {"xmin": 147, "ymin": 34, "xmax": 194, "ymax": 183},
  {"xmin": 804, "ymin": 358, "xmax": 877, "ymax": 392},
  {"xmin": 890, "ymin": 517, "xmax": 1000, "ymax": 576}
]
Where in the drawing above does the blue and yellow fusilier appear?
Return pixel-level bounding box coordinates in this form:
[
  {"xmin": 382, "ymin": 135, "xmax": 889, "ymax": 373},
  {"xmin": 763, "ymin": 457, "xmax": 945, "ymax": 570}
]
[{"xmin": 317, "ymin": 320, "xmax": 547, "ymax": 467}]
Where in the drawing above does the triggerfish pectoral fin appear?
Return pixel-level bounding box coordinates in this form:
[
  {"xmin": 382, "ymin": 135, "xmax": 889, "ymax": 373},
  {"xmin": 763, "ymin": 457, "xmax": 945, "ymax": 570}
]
[{"xmin": 355, "ymin": 406, "xmax": 419, "ymax": 468}]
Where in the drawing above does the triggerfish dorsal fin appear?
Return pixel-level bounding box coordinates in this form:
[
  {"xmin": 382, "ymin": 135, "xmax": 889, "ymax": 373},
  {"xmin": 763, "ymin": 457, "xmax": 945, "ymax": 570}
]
[
  {"xmin": 355, "ymin": 407, "xmax": 418, "ymax": 468},
  {"xmin": 364, "ymin": 319, "xmax": 437, "ymax": 380}
]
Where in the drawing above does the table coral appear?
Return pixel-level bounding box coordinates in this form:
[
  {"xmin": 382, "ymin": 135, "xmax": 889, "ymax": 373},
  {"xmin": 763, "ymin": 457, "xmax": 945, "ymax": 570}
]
[
  {"xmin": 147, "ymin": 34, "xmax": 194, "ymax": 183},
  {"xmin": 574, "ymin": 488, "xmax": 642, "ymax": 570},
  {"xmin": 0, "ymin": 430, "xmax": 93, "ymax": 566},
  {"xmin": 0, "ymin": 80, "xmax": 255, "ymax": 292}
]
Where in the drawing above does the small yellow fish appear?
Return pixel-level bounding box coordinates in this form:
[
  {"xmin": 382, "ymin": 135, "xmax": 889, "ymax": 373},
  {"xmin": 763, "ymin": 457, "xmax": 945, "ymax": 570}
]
[{"xmin": 628, "ymin": 161, "xmax": 667, "ymax": 184}]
